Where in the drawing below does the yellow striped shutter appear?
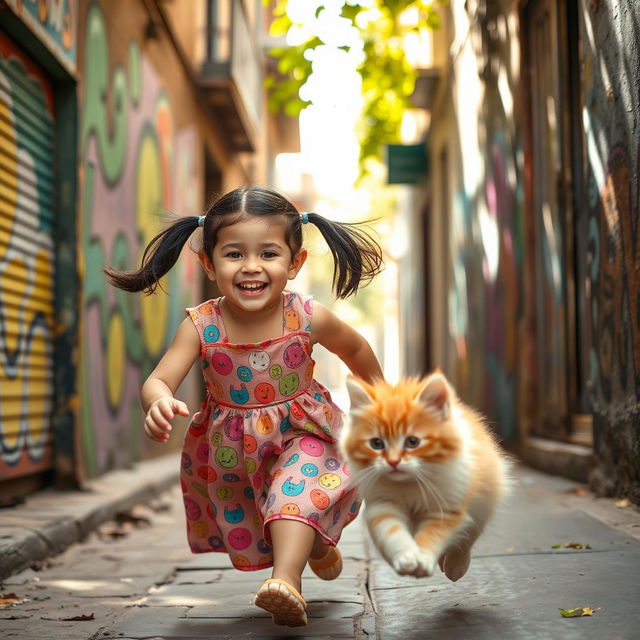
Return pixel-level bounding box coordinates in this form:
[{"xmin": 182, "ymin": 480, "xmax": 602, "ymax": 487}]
[{"xmin": 0, "ymin": 32, "xmax": 55, "ymax": 482}]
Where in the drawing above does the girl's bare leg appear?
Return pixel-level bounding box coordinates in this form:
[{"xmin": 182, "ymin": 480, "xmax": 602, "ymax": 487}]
[{"xmin": 268, "ymin": 519, "xmax": 326, "ymax": 593}]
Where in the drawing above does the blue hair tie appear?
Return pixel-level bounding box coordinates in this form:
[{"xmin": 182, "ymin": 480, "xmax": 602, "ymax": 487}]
[
  {"xmin": 198, "ymin": 215, "xmax": 206, "ymax": 227},
  {"xmin": 300, "ymin": 213, "xmax": 309, "ymax": 224}
]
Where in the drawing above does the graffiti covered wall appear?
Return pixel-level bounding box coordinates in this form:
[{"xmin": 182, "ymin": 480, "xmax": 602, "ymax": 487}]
[
  {"xmin": 582, "ymin": 0, "xmax": 640, "ymax": 500},
  {"xmin": 431, "ymin": 0, "xmax": 523, "ymax": 445},
  {"xmin": 6, "ymin": 0, "xmax": 77, "ymax": 71},
  {"xmin": 0, "ymin": 33, "xmax": 56, "ymax": 480},
  {"xmin": 79, "ymin": 1, "xmax": 200, "ymax": 477}
]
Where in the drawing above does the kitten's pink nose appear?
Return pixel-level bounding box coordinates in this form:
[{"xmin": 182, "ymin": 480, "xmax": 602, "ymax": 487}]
[{"xmin": 387, "ymin": 458, "xmax": 401, "ymax": 468}]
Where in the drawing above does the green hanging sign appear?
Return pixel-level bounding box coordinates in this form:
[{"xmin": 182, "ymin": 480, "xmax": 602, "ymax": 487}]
[{"xmin": 386, "ymin": 143, "xmax": 428, "ymax": 184}]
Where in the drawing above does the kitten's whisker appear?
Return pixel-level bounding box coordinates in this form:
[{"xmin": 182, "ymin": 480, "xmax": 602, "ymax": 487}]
[{"xmin": 416, "ymin": 470, "xmax": 446, "ymax": 517}]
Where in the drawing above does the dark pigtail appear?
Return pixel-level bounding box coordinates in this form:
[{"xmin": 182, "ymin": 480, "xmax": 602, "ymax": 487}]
[
  {"xmin": 305, "ymin": 213, "xmax": 383, "ymax": 299},
  {"xmin": 104, "ymin": 216, "xmax": 200, "ymax": 294}
]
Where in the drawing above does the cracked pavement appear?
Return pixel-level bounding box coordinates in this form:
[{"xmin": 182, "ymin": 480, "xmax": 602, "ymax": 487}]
[{"xmin": 1, "ymin": 465, "xmax": 639, "ymax": 639}]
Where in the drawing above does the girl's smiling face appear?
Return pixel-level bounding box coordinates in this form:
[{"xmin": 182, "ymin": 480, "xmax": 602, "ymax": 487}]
[{"xmin": 199, "ymin": 216, "xmax": 306, "ymax": 316}]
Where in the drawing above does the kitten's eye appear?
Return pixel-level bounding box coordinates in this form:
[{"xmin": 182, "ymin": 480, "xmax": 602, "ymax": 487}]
[
  {"xmin": 404, "ymin": 436, "xmax": 420, "ymax": 449},
  {"xmin": 369, "ymin": 437, "xmax": 385, "ymax": 450}
]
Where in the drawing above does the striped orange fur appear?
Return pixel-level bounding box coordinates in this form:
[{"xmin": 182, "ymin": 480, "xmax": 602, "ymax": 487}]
[{"xmin": 339, "ymin": 372, "xmax": 510, "ymax": 581}]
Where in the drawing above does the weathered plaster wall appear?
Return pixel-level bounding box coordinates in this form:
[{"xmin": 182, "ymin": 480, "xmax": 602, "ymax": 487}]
[
  {"xmin": 582, "ymin": 0, "xmax": 640, "ymax": 501},
  {"xmin": 78, "ymin": 1, "xmax": 201, "ymax": 478},
  {"xmin": 429, "ymin": 0, "xmax": 523, "ymax": 445}
]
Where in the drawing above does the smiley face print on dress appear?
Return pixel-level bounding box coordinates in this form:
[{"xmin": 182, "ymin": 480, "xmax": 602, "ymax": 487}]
[
  {"xmin": 305, "ymin": 363, "xmax": 314, "ymax": 382},
  {"xmin": 254, "ymin": 382, "xmax": 276, "ymax": 404},
  {"xmin": 279, "ymin": 373, "xmax": 299, "ymax": 397},
  {"xmin": 192, "ymin": 521, "xmax": 209, "ymax": 538},
  {"xmin": 269, "ymin": 364, "xmax": 283, "ymax": 379},
  {"xmin": 224, "ymin": 503, "xmax": 245, "ymax": 524},
  {"xmin": 282, "ymin": 476, "xmax": 305, "ymax": 497},
  {"xmin": 290, "ymin": 401, "xmax": 304, "ymax": 420},
  {"xmin": 283, "ymin": 343, "xmax": 306, "ymax": 368},
  {"xmin": 237, "ymin": 366, "xmax": 253, "ymax": 382},
  {"xmin": 224, "ymin": 415, "xmax": 243, "ymax": 441},
  {"xmin": 304, "ymin": 298, "xmax": 313, "ymax": 315},
  {"xmin": 243, "ymin": 434, "xmax": 257, "ymax": 454},
  {"xmin": 318, "ymin": 472, "xmax": 341, "ymax": 490},
  {"xmin": 256, "ymin": 414, "xmax": 274, "ymax": 435},
  {"xmin": 259, "ymin": 441, "xmax": 277, "ymax": 461},
  {"xmin": 324, "ymin": 457, "xmax": 340, "ymax": 471},
  {"xmin": 299, "ymin": 436, "xmax": 324, "ymax": 457},
  {"xmin": 197, "ymin": 465, "xmax": 217, "ymax": 482},
  {"xmin": 283, "ymin": 453, "xmax": 299, "ymax": 467},
  {"xmin": 211, "ymin": 351, "xmax": 233, "ymax": 375},
  {"xmin": 257, "ymin": 538, "xmax": 271, "ymax": 554},
  {"xmin": 183, "ymin": 496, "xmax": 201, "ymax": 521},
  {"xmin": 228, "ymin": 527, "xmax": 252, "ymax": 550},
  {"xmin": 301, "ymin": 463, "xmax": 318, "ymax": 477},
  {"xmin": 189, "ymin": 422, "xmax": 206, "ymax": 437},
  {"xmin": 281, "ymin": 502, "xmax": 301, "ymax": 515},
  {"xmin": 216, "ymin": 486, "xmax": 234, "ymax": 500},
  {"xmin": 196, "ymin": 441, "xmax": 210, "ymax": 463},
  {"xmin": 215, "ymin": 446, "xmax": 238, "ymax": 469},
  {"xmin": 203, "ymin": 325, "xmax": 220, "ymax": 343},
  {"xmin": 310, "ymin": 488, "xmax": 330, "ymax": 510},
  {"xmin": 230, "ymin": 384, "xmax": 249, "ymax": 404},
  {"xmin": 280, "ymin": 417, "xmax": 291, "ymax": 433},
  {"xmin": 284, "ymin": 309, "xmax": 300, "ymax": 330},
  {"xmin": 248, "ymin": 351, "xmax": 270, "ymax": 371}
]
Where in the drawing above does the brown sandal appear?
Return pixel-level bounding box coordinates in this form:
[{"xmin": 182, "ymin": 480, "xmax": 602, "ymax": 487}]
[
  {"xmin": 308, "ymin": 545, "xmax": 343, "ymax": 580},
  {"xmin": 254, "ymin": 578, "xmax": 308, "ymax": 627}
]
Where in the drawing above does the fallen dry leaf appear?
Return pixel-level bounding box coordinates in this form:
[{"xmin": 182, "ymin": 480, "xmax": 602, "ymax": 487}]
[
  {"xmin": 615, "ymin": 498, "xmax": 631, "ymax": 508},
  {"xmin": 0, "ymin": 593, "xmax": 25, "ymax": 607},
  {"xmin": 565, "ymin": 486, "xmax": 589, "ymax": 496},
  {"xmin": 551, "ymin": 542, "xmax": 592, "ymax": 550},
  {"xmin": 41, "ymin": 612, "xmax": 95, "ymax": 621},
  {"xmin": 559, "ymin": 607, "xmax": 602, "ymax": 618}
]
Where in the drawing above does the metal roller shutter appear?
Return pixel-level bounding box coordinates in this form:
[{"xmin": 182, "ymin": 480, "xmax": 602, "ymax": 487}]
[{"xmin": 0, "ymin": 31, "xmax": 55, "ymax": 483}]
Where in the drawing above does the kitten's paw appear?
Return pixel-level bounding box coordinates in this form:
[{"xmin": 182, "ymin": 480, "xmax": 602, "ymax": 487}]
[
  {"xmin": 440, "ymin": 548, "xmax": 471, "ymax": 582},
  {"xmin": 391, "ymin": 548, "xmax": 437, "ymax": 577}
]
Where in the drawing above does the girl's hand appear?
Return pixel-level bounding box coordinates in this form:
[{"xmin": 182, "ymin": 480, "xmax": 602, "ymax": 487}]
[{"xmin": 144, "ymin": 397, "xmax": 190, "ymax": 443}]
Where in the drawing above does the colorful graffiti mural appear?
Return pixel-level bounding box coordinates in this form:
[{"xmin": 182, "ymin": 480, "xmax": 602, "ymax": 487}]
[
  {"xmin": 0, "ymin": 33, "xmax": 55, "ymax": 479},
  {"xmin": 80, "ymin": 3, "xmax": 198, "ymax": 476},
  {"xmin": 589, "ymin": 144, "xmax": 640, "ymax": 416},
  {"xmin": 448, "ymin": 132, "xmax": 521, "ymax": 443},
  {"xmin": 6, "ymin": 0, "xmax": 77, "ymax": 69}
]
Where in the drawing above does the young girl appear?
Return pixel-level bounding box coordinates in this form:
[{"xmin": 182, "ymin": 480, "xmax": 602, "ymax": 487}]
[{"xmin": 105, "ymin": 186, "xmax": 384, "ymax": 627}]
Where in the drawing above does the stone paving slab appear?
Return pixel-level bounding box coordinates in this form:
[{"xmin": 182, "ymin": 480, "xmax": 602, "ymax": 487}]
[
  {"xmin": 368, "ymin": 465, "xmax": 640, "ymax": 640},
  {"xmin": 371, "ymin": 550, "xmax": 640, "ymax": 639},
  {"xmin": 0, "ymin": 454, "xmax": 181, "ymax": 579},
  {"xmin": 108, "ymin": 604, "xmax": 359, "ymax": 638}
]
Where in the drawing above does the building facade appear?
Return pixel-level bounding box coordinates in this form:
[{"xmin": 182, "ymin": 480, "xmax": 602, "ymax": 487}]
[
  {"xmin": 403, "ymin": 0, "xmax": 639, "ymax": 502},
  {"xmin": 0, "ymin": 0, "xmax": 292, "ymax": 494}
]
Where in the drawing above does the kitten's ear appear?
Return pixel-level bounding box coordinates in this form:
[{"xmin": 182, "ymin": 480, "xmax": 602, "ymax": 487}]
[
  {"xmin": 346, "ymin": 376, "xmax": 374, "ymax": 412},
  {"xmin": 417, "ymin": 373, "xmax": 452, "ymax": 420}
]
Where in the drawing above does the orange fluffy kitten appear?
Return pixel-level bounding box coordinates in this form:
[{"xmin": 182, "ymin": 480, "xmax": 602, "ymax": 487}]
[{"xmin": 340, "ymin": 372, "xmax": 509, "ymax": 581}]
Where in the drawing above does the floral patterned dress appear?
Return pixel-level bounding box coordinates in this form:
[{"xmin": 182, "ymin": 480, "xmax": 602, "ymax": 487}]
[{"xmin": 180, "ymin": 291, "xmax": 361, "ymax": 570}]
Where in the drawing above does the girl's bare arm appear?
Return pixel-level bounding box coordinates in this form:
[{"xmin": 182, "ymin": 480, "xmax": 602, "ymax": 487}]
[
  {"xmin": 310, "ymin": 302, "xmax": 383, "ymax": 384},
  {"xmin": 141, "ymin": 317, "xmax": 201, "ymax": 442}
]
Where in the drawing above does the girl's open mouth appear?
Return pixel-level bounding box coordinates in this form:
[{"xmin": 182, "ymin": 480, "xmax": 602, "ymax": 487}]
[{"xmin": 237, "ymin": 282, "xmax": 267, "ymax": 296}]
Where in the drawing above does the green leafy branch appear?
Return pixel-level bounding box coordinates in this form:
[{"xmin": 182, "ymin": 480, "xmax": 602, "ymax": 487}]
[{"xmin": 264, "ymin": 1, "xmax": 442, "ymax": 178}]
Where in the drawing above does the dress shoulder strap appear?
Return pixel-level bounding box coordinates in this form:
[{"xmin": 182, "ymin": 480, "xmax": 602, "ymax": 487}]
[
  {"xmin": 185, "ymin": 299, "xmax": 223, "ymax": 345},
  {"xmin": 283, "ymin": 291, "xmax": 313, "ymax": 334}
]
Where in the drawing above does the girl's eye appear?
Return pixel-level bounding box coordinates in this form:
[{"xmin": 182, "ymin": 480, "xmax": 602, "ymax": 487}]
[
  {"xmin": 262, "ymin": 251, "xmax": 278, "ymax": 259},
  {"xmin": 225, "ymin": 251, "xmax": 242, "ymax": 259},
  {"xmin": 369, "ymin": 437, "xmax": 385, "ymax": 450},
  {"xmin": 404, "ymin": 436, "xmax": 420, "ymax": 449}
]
